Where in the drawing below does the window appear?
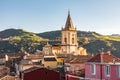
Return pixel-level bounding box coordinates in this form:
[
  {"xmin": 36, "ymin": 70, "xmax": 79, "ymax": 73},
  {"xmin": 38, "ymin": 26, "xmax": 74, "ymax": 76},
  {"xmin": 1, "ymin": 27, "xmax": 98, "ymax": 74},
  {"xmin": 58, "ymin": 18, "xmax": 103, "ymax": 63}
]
[
  {"xmin": 66, "ymin": 67, "xmax": 69, "ymax": 71},
  {"xmin": 91, "ymin": 64, "xmax": 96, "ymax": 75},
  {"xmin": 118, "ymin": 66, "xmax": 120, "ymax": 78},
  {"xmin": 105, "ymin": 65, "xmax": 110, "ymax": 77},
  {"xmin": 72, "ymin": 38, "xmax": 74, "ymax": 44},
  {"xmin": 75, "ymin": 67, "xmax": 79, "ymax": 73},
  {"xmin": 64, "ymin": 37, "xmax": 67, "ymax": 44}
]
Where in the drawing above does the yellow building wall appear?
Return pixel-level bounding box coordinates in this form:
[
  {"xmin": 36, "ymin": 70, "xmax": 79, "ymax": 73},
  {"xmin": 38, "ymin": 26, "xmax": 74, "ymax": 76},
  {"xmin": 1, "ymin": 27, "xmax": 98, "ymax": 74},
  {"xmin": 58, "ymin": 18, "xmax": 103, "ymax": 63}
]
[
  {"xmin": 43, "ymin": 61, "xmax": 58, "ymax": 68},
  {"xmin": 52, "ymin": 49, "xmax": 60, "ymax": 54},
  {"xmin": 77, "ymin": 47, "xmax": 87, "ymax": 55},
  {"xmin": 56, "ymin": 58, "xmax": 64, "ymax": 63}
]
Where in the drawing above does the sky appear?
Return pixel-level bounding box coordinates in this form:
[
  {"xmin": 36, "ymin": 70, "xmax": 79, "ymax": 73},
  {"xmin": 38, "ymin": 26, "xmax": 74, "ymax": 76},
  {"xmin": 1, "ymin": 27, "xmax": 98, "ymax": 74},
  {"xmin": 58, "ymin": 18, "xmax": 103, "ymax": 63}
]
[{"xmin": 0, "ymin": 0, "xmax": 120, "ymax": 35}]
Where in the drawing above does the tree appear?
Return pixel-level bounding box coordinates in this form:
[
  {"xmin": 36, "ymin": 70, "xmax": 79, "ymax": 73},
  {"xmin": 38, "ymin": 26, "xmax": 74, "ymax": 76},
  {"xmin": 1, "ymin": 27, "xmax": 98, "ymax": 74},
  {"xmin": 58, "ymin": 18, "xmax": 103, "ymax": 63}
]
[{"xmin": 9, "ymin": 34, "xmax": 44, "ymax": 53}]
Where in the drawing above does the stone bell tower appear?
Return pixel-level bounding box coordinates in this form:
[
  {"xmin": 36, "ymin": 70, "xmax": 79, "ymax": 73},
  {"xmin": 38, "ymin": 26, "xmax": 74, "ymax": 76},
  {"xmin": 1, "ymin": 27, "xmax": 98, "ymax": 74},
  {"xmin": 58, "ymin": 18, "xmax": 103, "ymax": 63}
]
[{"xmin": 61, "ymin": 11, "xmax": 78, "ymax": 54}]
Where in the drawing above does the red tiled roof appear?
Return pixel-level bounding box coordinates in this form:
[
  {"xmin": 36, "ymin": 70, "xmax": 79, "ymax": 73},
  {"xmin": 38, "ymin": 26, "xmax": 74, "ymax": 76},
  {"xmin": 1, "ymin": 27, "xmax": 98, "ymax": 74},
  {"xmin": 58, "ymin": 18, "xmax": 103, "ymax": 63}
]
[
  {"xmin": 52, "ymin": 45, "xmax": 61, "ymax": 49},
  {"xmin": 87, "ymin": 52, "xmax": 120, "ymax": 63},
  {"xmin": 56, "ymin": 54, "xmax": 69, "ymax": 58},
  {"xmin": 0, "ymin": 67, "xmax": 10, "ymax": 76},
  {"xmin": 44, "ymin": 54, "xmax": 54, "ymax": 56},
  {"xmin": 0, "ymin": 75, "xmax": 15, "ymax": 80},
  {"xmin": 26, "ymin": 54, "xmax": 43, "ymax": 59},
  {"xmin": 67, "ymin": 69, "xmax": 85, "ymax": 77},
  {"xmin": 64, "ymin": 55, "xmax": 92, "ymax": 64},
  {"xmin": 70, "ymin": 58, "xmax": 82, "ymax": 63},
  {"xmin": 23, "ymin": 66, "xmax": 40, "ymax": 73}
]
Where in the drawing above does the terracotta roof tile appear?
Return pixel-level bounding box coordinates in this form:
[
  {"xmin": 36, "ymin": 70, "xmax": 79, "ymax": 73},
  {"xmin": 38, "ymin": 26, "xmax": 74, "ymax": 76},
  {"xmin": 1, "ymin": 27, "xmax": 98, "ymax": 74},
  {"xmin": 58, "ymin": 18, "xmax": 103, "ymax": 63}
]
[
  {"xmin": 23, "ymin": 66, "xmax": 40, "ymax": 73},
  {"xmin": 70, "ymin": 58, "xmax": 82, "ymax": 63},
  {"xmin": 0, "ymin": 68, "xmax": 10, "ymax": 76},
  {"xmin": 52, "ymin": 45, "xmax": 61, "ymax": 49},
  {"xmin": 65, "ymin": 55, "xmax": 92, "ymax": 64},
  {"xmin": 87, "ymin": 52, "xmax": 120, "ymax": 63},
  {"xmin": 0, "ymin": 75, "xmax": 15, "ymax": 80},
  {"xmin": 26, "ymin": 54, "xmax": 43, "ymax": 59},
  {"xmin": 56, "ymin": 54, "xmax": 69, "ymax": 58},
  {"xmin": 67, "ymin": 69, "xmax": 85, "ymax": 77}
]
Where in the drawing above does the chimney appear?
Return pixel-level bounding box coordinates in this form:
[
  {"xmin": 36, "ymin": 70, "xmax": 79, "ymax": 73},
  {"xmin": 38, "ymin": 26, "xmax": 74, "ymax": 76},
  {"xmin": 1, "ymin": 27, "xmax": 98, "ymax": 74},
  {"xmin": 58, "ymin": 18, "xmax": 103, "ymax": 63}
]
[
  {"xmin": 101, "ymin": 48, "xmax": 104, "ymax": 54},
  {"xmin": 5, "ymin": 54, "xmax": 8, "ymax": 61},
  {"xmin": 107, "ymin": 50, "xmax": 111, "ymax": 55},
  {"xmin": 112, "ymin": 59, "xmax": 115, "ymax": 64},
  {"xmin": 100, "ymin": 48, "xmax": 104, "ymax": 63}
]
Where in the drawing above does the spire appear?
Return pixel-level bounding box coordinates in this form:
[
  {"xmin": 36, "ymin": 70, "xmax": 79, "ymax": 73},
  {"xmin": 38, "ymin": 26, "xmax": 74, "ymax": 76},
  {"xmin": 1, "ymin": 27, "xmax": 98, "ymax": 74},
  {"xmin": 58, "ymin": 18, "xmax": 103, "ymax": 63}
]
[{"xmin": 64, "ymin": 11, "xmax": 75, "ymax": 30}]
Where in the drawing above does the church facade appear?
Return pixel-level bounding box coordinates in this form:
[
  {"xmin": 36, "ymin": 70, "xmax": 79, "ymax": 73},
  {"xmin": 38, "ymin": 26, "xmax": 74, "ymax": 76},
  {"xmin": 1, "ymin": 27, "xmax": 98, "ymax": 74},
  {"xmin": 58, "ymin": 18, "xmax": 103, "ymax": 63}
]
[{"xmin": 43, "ymin": 11, "xmax": 87, "ymax": 55}]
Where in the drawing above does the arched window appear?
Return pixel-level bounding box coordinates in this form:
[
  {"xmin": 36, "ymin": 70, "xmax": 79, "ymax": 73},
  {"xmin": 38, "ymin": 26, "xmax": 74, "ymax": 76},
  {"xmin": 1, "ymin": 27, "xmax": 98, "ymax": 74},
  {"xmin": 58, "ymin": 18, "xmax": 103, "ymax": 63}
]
[
  {"xmin": 64, "ymin": 37, "xmax": 67, "ymax": 44},
  {"xmin": 72, "ymin": 38, "xmax": 74, "ymax": 44}
]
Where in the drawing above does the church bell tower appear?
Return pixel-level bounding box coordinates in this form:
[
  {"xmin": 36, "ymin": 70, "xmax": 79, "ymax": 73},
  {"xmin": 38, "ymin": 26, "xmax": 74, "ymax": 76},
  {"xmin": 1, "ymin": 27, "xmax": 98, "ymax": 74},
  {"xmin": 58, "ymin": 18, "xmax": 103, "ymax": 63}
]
[{"xmin": 61, "ymin": 11, "xmax": 78, "ymax": 54}]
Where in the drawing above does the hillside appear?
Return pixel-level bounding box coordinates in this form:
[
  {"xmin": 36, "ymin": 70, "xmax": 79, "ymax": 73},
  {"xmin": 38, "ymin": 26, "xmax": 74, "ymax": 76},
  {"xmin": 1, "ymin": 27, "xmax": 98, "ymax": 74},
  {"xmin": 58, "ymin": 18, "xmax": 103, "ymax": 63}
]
[
  {"xmin": 0, "ymin": 29, "xmax": 46, "ymax": 53},
  {"xmin": 38, "ymin": 30, "xmax": 120, "ymax": 57},
  {"xmin": 37, "ymin": 30, "xmax": 61, "ymax": 40},
  {"xmin": 0, "ymin": 29, "xmax": 120, "ymax": 57},
  {"xmin": 37, "ymin": 30, "xmax": 101, "ymax": 41},
  {"xmin": 0, "ymin": 28, "xmax": 42, "ymax": 38}
]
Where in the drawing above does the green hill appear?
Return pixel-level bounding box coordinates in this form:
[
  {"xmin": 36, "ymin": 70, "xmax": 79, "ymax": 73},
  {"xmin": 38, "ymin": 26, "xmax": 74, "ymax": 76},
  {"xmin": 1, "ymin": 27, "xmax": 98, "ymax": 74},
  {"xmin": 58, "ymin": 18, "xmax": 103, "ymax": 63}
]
[
  {"xmin": 0, "ymin": 28, "xmax": 43, "ymax": 38},
  {"xmin": 37, "ymin": 30, "xmax": 101, "ymax": 41},
  {"xmin": 38, "ymin": 30, "xmax": 120, "ymax": 57},
  {"xmin": 0, "ymin": 29, "xmax": 120, "ymax": 57},
  {"xmin": 0, "ymin": 29, "xmax": 46, "ymax": 53},
  {"xmin": 37, "ymin": 30, "xmax": 61, "ymax": 40}
]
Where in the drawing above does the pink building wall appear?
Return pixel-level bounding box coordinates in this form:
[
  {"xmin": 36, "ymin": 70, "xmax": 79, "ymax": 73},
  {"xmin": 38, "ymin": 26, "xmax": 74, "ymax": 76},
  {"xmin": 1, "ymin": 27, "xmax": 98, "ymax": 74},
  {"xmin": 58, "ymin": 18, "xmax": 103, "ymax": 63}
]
[
  {"xmin": 85, "ymin": 64, "xmax": 120, "ymax": 80},
  {"xmin": 69, "ymin": 63, "xmax": 85, "ymax": 72}
]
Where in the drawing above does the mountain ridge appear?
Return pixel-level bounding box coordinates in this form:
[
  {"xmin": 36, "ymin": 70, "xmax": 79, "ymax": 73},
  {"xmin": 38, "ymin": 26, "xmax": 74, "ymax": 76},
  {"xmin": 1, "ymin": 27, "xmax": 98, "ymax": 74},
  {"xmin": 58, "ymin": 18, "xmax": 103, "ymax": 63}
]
[{"xmin": 0, "ymin": 28, "xmax": 120, "ymax": 57}]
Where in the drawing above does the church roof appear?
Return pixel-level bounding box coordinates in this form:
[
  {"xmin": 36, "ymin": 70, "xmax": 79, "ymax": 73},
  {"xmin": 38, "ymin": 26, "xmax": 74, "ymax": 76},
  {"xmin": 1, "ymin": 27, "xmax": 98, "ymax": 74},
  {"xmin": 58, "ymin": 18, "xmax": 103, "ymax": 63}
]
[{"xmin": 63, "ymin": 11, "xmax": 76, "ymax": 31}]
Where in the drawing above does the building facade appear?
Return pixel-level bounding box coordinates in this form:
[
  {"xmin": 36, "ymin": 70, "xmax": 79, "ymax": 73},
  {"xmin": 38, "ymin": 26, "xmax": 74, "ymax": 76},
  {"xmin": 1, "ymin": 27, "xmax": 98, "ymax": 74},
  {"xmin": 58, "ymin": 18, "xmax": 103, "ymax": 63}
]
[
  {"xmin": 19, "ymin": 67, "xmax": 61, "ymax": 80},
  {"xmin": 85, "ymin": 51, "xmax": 120, "ymax": 80},
  {"xmin": 61, "ymin": 11, "xmax": 77, "ymax": 54}
]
